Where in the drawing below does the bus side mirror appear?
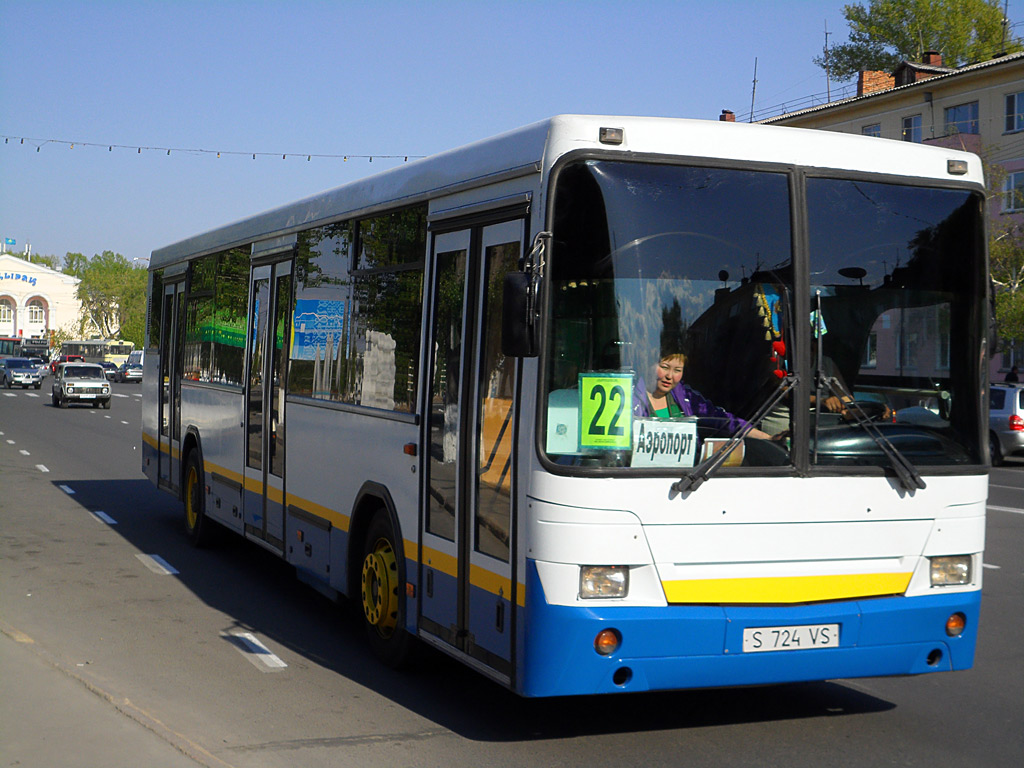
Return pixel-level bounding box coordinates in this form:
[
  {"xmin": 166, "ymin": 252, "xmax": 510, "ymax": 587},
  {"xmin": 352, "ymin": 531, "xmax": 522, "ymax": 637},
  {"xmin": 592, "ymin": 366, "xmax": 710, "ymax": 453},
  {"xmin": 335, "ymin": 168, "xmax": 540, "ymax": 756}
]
[{"xmin": 502, "ymin": 271, "xmax": 538, "ymax": 357}]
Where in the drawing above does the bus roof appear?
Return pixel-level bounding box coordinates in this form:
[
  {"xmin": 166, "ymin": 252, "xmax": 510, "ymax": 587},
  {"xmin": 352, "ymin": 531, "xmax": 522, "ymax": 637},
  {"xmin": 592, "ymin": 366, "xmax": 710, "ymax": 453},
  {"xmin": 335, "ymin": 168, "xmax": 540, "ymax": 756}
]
[{"xmin": 149, "ymin": 114, "xmax": 984, "ymax": 269}]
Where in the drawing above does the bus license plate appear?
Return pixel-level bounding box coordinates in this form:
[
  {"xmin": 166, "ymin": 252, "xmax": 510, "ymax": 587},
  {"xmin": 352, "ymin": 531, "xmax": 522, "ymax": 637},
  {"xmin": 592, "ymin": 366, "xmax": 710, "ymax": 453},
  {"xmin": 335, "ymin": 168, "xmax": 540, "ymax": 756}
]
[{"xmin": 742, "ymin": 624, "xmax": 839, "ymax": 653}]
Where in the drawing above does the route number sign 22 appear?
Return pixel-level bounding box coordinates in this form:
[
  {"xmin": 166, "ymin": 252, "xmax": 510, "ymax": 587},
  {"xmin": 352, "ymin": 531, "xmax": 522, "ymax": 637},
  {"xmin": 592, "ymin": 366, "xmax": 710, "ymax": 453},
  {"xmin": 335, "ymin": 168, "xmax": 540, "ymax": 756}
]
[{"xmin": 578, "ymin": 373, "xmax": 633, "ymax": 450}]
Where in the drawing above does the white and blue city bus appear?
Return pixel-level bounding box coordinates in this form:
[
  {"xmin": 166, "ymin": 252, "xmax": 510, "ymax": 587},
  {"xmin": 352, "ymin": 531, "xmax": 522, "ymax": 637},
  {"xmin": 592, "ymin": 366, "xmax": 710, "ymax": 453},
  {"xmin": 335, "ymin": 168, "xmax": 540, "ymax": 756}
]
[{"xmin": 141, "ymin": 115, "xmax": 988, "ymax": 696}]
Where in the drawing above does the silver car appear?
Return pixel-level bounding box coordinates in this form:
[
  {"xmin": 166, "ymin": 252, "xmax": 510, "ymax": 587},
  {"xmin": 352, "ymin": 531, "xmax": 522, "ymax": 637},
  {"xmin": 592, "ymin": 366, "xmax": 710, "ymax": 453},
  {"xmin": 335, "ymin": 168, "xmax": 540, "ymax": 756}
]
[
  {"xmin": 1, "ymin": 357, "xmax": 43, "ymax": 389},
  {"xmin": 51, "ymin": 363, "xmax": 111, "ymax": 409},
  {"xmin": 989, "ymin": 383, "xmax": 1024, "ymax": 465}
]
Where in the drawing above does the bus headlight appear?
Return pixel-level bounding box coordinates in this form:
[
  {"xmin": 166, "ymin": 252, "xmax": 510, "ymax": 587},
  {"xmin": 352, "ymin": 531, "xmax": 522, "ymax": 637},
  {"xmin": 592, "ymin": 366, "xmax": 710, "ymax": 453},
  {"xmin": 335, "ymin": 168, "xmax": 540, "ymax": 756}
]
[
  {"xmin": 580, "ymin": 566, "xmax": 629, "ymax": 599},
  {"xmin": 930, "ymin": 556, "xmax": 972, "ymax": 586}
]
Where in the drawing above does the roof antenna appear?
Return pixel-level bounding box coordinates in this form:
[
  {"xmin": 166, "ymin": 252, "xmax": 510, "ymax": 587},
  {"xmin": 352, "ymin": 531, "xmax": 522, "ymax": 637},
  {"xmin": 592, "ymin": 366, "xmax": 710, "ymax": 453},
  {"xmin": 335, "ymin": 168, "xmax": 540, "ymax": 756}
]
[{"xmin": 749, "ymin": 57, "xmax": 758, "ymax": 122}]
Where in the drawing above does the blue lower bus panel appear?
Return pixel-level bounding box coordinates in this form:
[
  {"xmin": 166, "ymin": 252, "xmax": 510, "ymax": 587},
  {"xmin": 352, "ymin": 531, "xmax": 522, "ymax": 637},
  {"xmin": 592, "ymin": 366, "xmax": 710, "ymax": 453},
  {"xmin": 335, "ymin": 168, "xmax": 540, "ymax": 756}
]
[{"xmin": 520, "ymin": 561, "xmax": 979, "ymax": 697}]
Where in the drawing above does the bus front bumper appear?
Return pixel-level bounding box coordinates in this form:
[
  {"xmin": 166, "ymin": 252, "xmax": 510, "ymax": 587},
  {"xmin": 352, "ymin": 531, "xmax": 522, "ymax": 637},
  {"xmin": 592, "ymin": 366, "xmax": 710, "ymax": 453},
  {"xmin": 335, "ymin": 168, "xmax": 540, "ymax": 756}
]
[{"xmin": 520, "ymin": 560, "xmax": 980, "ymax": 698}]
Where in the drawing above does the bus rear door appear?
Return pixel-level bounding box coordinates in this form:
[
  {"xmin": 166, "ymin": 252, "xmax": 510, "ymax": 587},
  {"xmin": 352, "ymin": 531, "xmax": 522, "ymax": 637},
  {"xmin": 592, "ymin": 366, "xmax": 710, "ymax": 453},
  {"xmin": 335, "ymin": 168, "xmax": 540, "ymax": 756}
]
[
  {"xmin": 242, "ymin": 261, "xmax": 292, "ymax": 553},
  {"xmin": 158, "ymin": 280, "xmax": 184, "ymax": 492}
]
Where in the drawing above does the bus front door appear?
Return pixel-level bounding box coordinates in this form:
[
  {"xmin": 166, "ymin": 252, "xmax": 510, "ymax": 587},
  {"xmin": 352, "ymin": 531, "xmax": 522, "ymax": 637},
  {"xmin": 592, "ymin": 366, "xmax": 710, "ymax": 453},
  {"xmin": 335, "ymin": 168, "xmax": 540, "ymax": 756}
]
[
  {"xmin": 242, "ymin": 262, "xmax": 292, "ymax": 553},
  {"xmin": 421, "ymin": 219, "xmax": 524, "ymax": 681},
  {"xmin": 158, "ymin": 280, "xmax": 184, "ymax": 493}
]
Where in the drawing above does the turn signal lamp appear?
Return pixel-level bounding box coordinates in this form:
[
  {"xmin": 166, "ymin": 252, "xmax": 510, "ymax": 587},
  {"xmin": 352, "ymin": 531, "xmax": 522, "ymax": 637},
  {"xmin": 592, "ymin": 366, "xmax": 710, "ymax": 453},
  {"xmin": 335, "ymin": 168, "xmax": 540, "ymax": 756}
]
[
  {"xmin": 599, "ymin": 127, "xmax": 624, "ymax": 145},
  {"xmin": 947, "ymin": 159, "xmax": 968, "ymax": 175},
  {"xmin": 930, "ymin": 555, "xmax": 972, "ymax": 586},
  {"xmin": 580, "ymin": 565, "xmax": 629, "ymax": 599},
  {"xmin": 945, "ymin": 612, "xmax": 967, "ymax": 637},
  {"xmin": 594, "ymin": 628, "xmax": 621, "ymax": 656}
]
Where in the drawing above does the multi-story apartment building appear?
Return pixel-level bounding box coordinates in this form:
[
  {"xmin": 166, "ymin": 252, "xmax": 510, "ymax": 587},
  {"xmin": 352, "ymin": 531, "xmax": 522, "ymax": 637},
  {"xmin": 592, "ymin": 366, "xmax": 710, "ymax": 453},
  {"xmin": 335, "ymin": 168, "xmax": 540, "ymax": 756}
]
[{"xmin": 749, "ymin": 51, "xmax": 1024, "ymax": 378}]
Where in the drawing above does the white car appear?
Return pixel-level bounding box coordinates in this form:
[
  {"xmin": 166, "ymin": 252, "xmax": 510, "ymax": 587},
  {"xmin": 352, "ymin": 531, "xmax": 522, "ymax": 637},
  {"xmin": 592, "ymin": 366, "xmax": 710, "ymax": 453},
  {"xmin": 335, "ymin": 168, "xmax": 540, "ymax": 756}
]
[
  {"xmin": 1, "ymin": 357, "xmax": 44, "ymax": 389},
  {"xmin": 51, "ymin": 363, "xmax": 111, "ymax": 409}
]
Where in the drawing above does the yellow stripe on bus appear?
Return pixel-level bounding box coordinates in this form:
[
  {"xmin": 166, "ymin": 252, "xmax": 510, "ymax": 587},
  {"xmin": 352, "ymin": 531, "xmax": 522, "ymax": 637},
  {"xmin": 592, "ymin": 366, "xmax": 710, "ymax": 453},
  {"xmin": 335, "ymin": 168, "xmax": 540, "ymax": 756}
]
[
  {"xmin": 142, "ymin": 431, "xmax": 526, "ymax": 605},
  {"xmin": 661, "ymin": 572, "xmax": 913, "ymax": 604}
]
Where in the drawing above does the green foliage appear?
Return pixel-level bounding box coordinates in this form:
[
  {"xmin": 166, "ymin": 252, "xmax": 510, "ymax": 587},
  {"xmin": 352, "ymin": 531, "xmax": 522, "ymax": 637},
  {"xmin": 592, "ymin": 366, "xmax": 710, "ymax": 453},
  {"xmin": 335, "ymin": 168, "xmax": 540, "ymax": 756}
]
[
  {"xmin": 62, "ymin": 250, "xmax": 148, "ymax": 346},
  {"xmin": 817, "ymin": 0, "xmax": 1022, "ymax": 82},
  {"xmin": 991, "ymin": 223, "xmax": 1024, "ymax": 348}
]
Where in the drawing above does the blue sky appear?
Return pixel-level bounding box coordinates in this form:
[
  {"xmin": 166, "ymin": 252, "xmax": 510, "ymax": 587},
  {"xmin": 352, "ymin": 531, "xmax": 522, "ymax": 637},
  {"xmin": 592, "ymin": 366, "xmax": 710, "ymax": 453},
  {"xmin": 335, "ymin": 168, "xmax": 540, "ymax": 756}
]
[{"xmin": 0, "ymin": 0, "xmax": 953, "ymax": 262}]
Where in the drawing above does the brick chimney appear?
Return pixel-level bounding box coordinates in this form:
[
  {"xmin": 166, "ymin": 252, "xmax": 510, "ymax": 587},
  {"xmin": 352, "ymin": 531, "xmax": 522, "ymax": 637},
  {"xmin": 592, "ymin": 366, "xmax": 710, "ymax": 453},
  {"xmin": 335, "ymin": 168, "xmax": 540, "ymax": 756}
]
[
  {"xmin": 719, "ymin": 110, "xmax": 736, "ymax": 122},
  {"xmin": 858, "ymin": 70, "xmax": 895, "ymax": 96},
  {"xmin": 922, "ymin": 51, "xmax": 943, "ymax": 67}
]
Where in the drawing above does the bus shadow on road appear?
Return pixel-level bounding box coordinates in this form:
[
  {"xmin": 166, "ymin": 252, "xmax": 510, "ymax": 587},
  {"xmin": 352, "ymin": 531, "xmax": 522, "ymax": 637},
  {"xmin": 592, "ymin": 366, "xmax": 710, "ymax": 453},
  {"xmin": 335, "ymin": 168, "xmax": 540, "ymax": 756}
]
[{"xmin": 58, "ymin": 478, "xmax": 896, "ymax": 741}]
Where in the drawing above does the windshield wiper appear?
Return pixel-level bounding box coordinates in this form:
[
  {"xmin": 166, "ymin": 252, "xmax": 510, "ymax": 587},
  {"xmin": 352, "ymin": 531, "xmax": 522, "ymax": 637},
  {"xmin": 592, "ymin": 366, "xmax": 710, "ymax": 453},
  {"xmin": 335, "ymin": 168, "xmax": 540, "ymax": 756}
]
[
  {"xmin": 816, "ymin": 373, "xmax": 926, "ymax": 492},
  {"xmin": 673, "ymin": 373, "xmax": 798, "ymax": 494},
  {"xmin": 811, "ymin": 292, "xmax": 925, "ymax": 492}
]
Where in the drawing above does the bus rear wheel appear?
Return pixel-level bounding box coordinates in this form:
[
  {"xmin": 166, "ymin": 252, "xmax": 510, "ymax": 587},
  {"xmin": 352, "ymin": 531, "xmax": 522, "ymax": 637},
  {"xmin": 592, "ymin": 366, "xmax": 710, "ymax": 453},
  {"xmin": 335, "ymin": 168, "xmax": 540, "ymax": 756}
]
[
  {"xmin": 183, "ymin": 451, "xmax": 214, "ymax": 547},
  {"xmin": 359, "ymin": 511, "xmax": 413, "ymax": 667}
]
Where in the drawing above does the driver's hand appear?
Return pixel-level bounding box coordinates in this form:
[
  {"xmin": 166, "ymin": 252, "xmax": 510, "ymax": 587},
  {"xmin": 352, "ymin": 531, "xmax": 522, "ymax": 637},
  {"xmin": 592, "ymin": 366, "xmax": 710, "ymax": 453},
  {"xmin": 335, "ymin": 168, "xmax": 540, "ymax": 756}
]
[{"xmin": 823, "ymin": 395, "xmax": 846, "ymax": 413}]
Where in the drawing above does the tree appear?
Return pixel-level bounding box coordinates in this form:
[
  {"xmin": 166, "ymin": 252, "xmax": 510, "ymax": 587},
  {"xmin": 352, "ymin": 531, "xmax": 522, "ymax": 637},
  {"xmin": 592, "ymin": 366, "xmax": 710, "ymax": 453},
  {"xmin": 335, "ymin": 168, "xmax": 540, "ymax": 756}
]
[
  {"xmin": 991, "ymin": 223, "xmax": 1024, "ymax": 353},
  {"xmin": 817, "ymin": 0, "xmax": 1022, "ymax": 82},
  {"xmin": 62, "ymin": 250, "xmax": 148, "ymax": 345}
]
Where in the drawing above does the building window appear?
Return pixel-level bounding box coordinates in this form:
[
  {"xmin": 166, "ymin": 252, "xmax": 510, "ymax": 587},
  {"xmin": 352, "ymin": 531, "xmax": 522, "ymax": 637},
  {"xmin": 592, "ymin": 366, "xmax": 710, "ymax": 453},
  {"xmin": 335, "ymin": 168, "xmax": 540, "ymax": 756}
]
[
  {"xmin": 27, "ymin": 300, "xmax": 45, "ymax": 323},
  {"xmin": 944, "ymin": 102, "xmax": 979, "ymax": 135},
  {"xmin": 862, "ymin": 332, "xmax": 878, "ymax": 368},
  {"xmin": 902, "ymin": 114, "xmax": 922, "ymax": 142},
  {"xmin": 862, "ymin": 123, "xmax": 881, "ymax": 137},
  {"xmin": 1004, "ymin": 171, "xmax": 1024, "ymax": 212},
  {"xmin": 1006, "ymin": 91, "xmax": 1024, "ymax": 132},
  {"xmin": 0, "ymin": 299, "xmax": 11, "ymax": 323}
]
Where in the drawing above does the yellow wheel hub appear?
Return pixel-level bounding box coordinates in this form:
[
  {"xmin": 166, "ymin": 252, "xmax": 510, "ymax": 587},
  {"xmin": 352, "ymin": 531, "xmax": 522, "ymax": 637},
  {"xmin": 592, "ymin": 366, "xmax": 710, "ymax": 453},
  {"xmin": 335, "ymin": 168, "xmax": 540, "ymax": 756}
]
[
  {"xmin": 185, "ymin": 465, "xmax": 199, "ymax": 530},
  {"xmin": 361, "ymin": 538, "xmax": 398, "ymax": 637}
]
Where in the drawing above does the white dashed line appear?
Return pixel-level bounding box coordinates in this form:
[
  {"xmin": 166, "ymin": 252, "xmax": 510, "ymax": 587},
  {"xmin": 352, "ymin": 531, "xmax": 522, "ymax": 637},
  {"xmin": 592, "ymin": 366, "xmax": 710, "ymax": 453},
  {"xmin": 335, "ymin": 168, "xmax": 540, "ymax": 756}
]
[
  {"xmin": 987, "ymin": 505, "xmax": 1023, "ymax": 515},
  {"xmin": 90, "ymin": 510, "xmax": 117, "ymax": 525},
  {"xmin": 135, "ymin": 554, "xmax": 179, "ymax": 575},
  {"xmin": 223, "ymin": 631, "xmax": 288, "ymax": 671},
  {"xmin": 983, "ymin": 563, "xmax": 1001, "ymax": 570},
  {"xmin": 59, "ymin": 485, "xmax": 75, "ymax": 494},
  {"xmin": 19, "ymin": 449, "xmax": 29, "ymax": 456},
  {"xmin": 36, "ymin": 465, "xmax": 49, "ymax": 473},
  {"xmin": 5, "ymin": 439, "xmax": 14, "ymax": 445}
]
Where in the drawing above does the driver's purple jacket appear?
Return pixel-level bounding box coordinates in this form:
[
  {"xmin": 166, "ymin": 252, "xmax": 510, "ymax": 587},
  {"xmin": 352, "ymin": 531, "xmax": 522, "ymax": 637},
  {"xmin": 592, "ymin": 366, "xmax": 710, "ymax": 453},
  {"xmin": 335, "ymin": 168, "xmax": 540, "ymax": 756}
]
[{"xmin": 632, "ymin": 376, "xmax": 748, "ymax": 435}]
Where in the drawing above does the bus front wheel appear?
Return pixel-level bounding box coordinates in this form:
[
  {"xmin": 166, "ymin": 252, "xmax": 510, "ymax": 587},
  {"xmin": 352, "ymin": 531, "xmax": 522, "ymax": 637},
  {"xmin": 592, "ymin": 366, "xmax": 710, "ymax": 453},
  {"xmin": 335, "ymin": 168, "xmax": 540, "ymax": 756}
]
[{"xmin": 359, "ymin": 511, "xmax": 414, "ymax": 667}]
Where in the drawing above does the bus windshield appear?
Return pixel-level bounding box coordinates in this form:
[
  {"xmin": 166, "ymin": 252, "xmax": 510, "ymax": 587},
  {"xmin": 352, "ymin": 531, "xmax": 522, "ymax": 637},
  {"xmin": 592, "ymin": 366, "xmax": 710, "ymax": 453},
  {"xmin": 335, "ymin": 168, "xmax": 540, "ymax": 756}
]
[{"xmin": 542, "ymin": 159, "xmax": 985, "ymax": 472}]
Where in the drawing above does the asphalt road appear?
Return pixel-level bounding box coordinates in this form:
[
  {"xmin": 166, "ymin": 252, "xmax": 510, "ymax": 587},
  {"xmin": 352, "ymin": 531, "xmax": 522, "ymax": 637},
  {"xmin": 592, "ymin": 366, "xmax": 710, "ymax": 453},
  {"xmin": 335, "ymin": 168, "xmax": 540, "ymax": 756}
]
[{"xmin": 1, "ymin": 384, "xmax": 1021, "ymax": 768}]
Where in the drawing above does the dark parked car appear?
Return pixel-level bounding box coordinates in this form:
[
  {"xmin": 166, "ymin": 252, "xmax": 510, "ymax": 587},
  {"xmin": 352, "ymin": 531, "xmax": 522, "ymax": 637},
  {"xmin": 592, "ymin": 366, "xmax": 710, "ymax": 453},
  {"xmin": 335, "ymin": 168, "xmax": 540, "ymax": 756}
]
[
  {"xmin": 1, "ymin": 357, "xmax": 43, "ymax": 389},
  {"xmin": 99, "ymin": 362, "xmax": 119, "ymax": 381}
]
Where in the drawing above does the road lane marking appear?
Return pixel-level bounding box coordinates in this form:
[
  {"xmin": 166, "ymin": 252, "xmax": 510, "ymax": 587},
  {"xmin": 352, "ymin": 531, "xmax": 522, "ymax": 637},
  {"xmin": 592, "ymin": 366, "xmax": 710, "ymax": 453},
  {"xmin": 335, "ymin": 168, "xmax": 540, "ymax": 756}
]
[
  {"xmin": 19, "ymin": 449, "xmax": 29, "ymax": 456},
  {"xmin": 5, "ymin": 439, "xmax": 14, "ymax": 444},
  {"xmin": 983, "ymin": 563, "xmax": 1001, "ymax": 570},
  {"xmin": 135, "ymin": 554, "xmax": 179, "ymax": 575},
  {"xmin": 25, "ymin": 393, "xmax": 39, "ymax": 398},
  {"xmin": 987, "ymin": 505, "xmax": 1023, "ymax": 515},
  {"xmin": 36, "ymin": 464, "xmax": 49, "ymax": 473},
  {"xmin": 3, "ymin": 393, "xmax": 15, "ymax": 397},
  {"xmin": 121, "ymin": 420, "xmax": 129, "ymax": 425},
  {"xmin": 59, "ymin": 484, "xmax": 75, "ymax": 494},
  {"xmin": 988, "ymin": 483, "xmax": 1022, "ymax": 491},
  {"xmin": 223, "ymin": 631, "xmax": 288, "ymax": 671},
  {"xmin": 90, "ymin": 510, "xmax": 117, "ymax": 525}
]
